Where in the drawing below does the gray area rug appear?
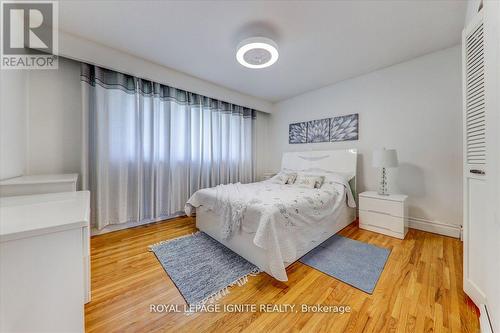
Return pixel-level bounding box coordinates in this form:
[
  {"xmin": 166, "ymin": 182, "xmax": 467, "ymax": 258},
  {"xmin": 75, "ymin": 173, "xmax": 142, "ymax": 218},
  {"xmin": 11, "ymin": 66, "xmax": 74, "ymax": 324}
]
[
  {"xmin": 149, "ymin": 232, "xmax": 259, "ymax": 306},
  {"xmin": 300, "ymin": 234, "xmax": 390, "ymax": 293}
]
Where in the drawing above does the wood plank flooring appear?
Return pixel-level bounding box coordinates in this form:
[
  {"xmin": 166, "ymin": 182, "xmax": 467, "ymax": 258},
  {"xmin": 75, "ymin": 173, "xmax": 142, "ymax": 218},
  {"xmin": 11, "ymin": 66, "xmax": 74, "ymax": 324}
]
[{"xmin": 85, "ymin": 217, "xmax": 480, "ymax": 333}]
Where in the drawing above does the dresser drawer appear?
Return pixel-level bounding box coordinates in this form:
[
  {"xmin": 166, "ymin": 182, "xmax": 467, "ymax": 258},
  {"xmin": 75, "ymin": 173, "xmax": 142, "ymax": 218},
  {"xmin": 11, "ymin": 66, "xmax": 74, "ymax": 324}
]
[
  {"xmin": 359, "ymin": 210, "xmax": 405, "ymax": 234},
  {"xmin": 359, "ymin": 196, "xmax": 404, "ymax": 217}
]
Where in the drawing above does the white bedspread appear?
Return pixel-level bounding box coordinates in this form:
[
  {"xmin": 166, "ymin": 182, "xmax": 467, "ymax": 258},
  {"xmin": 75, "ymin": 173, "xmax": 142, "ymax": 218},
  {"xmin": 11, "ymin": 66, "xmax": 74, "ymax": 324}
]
[{"xmin": 185, "ymin": 179, "xmax": 356, "ymax": 281}]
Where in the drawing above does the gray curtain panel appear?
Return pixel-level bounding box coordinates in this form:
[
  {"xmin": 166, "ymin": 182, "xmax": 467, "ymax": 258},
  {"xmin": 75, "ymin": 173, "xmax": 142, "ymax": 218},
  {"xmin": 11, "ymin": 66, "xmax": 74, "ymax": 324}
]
[{"xmin": 80, "ymin": 64, "xmax": 256, "ymax": 230}]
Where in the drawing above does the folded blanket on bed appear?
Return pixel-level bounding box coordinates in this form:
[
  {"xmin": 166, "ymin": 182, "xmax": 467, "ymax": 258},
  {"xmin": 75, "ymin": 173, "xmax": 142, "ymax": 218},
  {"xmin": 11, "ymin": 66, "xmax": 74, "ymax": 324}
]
[
  {"xmin": 213, "ymin": 183, "xmax": 248, "ymax": 240},
  {"xmin": 185, "ymin": 183, "xmax": 249, "ymax": 240}
]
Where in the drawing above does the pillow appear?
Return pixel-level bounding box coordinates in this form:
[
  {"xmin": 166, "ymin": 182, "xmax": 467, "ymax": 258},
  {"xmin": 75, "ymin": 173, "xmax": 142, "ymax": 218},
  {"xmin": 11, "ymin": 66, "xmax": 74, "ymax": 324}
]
[
  {"xmin": 268, "ymin": 171, "xmax": 297, "ymax": 185},
  {"xmin": 299, "ymin": 171, "xmax": 354, "ymax": 188},
  {"xmin": 296, "ymin": 172, "xmax": 326, "ymax": 188},
  {"xmin": 286, "ymin": 172, "xmax": 297, "ymax": 184},
  {"xmin": 320, "ymin": 173, "xmax": 357, "ymax": 208},
  {"xmin": 332, "ymin": 172, "xmax": 355, "ymax": 182},
  {"xmin": 321, "ymin": 172, "xmax": 353, "ymax": 187},
  {"xmin": 293, "ymin": 174, "xmax": 323, "ymax": 189}
]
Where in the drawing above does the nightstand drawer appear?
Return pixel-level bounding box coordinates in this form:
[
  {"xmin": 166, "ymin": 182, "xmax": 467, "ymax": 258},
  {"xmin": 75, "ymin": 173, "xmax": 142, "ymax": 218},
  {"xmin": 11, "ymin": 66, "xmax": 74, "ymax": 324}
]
[
  {"xmin": 359, "ymin": 196, "xmax": 404, "ymax": 217},
  {"xmin": 359, "ymin": 210, "xmax": 404, "ymax": 234}
]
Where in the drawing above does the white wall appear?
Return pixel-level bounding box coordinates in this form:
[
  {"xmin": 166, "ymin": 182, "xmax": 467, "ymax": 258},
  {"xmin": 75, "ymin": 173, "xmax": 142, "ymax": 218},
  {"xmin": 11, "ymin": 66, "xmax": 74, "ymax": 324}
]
[
  {"xmin": 0, "ymin": 71, "xmax": 27, "ymax": 180},
  {"xmin": 267, "ymin": 46, "xmax": 462, "ymax": 236},
  {"xmin": 26, "ymin": 57, "xmax": 82, "ymax": 175}
]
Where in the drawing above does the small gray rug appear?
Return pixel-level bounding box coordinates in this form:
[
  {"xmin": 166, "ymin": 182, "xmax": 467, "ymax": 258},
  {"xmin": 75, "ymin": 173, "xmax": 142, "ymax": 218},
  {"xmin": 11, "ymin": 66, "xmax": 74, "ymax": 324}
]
[
  {"xmin": 300, "ymin": 235, "xmax": 390, "ymax": 294},
  {"xmin": 149, "ymin": 232, "xmax": 259, "ymax": 306}
]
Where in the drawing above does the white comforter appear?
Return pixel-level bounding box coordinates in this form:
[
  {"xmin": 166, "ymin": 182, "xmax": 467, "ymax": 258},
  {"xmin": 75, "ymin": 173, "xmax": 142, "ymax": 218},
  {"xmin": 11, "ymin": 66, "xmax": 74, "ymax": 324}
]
[{"xmin": 185, "ymin": 179, "xmax": 356, "ymax": 281}]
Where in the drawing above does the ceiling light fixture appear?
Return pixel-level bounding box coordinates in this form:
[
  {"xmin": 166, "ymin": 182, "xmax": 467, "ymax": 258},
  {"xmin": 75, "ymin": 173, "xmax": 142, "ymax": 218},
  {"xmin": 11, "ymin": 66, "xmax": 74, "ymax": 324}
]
[{"xmin": 236, "ymin": 37, "xmax": 279, "ymax": 69}]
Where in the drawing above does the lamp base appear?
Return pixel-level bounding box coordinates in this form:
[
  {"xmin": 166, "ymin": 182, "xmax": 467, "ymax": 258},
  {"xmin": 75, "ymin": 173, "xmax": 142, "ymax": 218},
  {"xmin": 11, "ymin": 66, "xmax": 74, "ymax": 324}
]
[{"xmin": 378, "ymin": 167, "xmax": 389, "ymax": 196}]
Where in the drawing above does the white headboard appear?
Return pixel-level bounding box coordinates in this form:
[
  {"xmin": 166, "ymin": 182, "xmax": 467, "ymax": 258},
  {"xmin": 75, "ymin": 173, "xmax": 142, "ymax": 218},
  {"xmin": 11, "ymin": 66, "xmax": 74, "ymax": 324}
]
[
  {"xmin": 281, "ymin": 149, "xmax": 357, "ymax": 175},
  {"xmin": 281, "ymin": 149, "xmax": 358, "ymax": 196}
]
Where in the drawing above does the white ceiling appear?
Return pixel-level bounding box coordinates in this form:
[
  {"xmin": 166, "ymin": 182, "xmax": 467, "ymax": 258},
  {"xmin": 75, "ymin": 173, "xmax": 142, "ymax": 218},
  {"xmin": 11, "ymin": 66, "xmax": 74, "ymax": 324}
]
[{"xmin": 59, "ymin": 0, "xmax": 466, "ymax": 102}]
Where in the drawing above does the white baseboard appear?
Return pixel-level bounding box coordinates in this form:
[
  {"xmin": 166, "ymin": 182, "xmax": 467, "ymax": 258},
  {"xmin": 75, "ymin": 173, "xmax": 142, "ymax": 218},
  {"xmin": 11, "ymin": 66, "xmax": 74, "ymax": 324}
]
[
  {"xmin": 92, "ymin": 212, "xmax": 461, "ymax": 239},
  {"xmin": 408, "ymin": 216, "xmax": 461, "ymax": 238},
  {"xmin": 91, "ymin": 212, "xmax": 184, "ymax": 236}
]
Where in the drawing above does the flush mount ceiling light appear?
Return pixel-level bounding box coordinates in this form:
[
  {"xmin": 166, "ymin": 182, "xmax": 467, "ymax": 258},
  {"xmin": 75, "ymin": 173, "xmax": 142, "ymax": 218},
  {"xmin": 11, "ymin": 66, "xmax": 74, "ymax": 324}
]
[{"xmin": 236, "ymin": 37, "xmax": 279, "ymax": 69}]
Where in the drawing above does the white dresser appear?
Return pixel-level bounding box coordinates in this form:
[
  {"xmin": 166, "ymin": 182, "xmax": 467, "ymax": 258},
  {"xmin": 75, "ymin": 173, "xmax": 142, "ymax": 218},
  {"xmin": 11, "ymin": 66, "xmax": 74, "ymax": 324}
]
[
  {"xmin": 0, "ymin": 174, "xmax": 78, "ymax": 197},
  {"xmin": 0, "ymin": 191, "xmax": 90, "ymax": 333},
  {"xmin": 359, "ymin": 191, "xmax": 408, "ymax": 239}
]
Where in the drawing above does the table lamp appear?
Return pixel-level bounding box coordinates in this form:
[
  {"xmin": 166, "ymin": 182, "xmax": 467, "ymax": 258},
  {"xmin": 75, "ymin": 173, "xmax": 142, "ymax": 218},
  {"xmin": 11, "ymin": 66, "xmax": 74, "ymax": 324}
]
[{"xmin": 372, "ymin": 148, "xmax": 398, "ymax": 195}]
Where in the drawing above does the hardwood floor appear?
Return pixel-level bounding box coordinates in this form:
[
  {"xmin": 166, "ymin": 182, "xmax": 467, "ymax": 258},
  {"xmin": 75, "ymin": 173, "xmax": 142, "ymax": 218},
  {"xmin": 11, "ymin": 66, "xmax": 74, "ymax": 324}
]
[{"xmin": 85, "ymin": 217, "xmax": 480, "ymax": 333}]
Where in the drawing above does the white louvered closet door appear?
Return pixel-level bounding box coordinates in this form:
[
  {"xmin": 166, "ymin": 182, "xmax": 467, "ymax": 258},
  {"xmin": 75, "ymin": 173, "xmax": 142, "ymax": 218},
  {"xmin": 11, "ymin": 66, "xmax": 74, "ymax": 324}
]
[
  {"xmin": 465, "ymin": 20, "xmax": 486, "ymax": 166},
  {"xmin": 463, "ymin": 11, "xmax": 488, "ymax": 308}
]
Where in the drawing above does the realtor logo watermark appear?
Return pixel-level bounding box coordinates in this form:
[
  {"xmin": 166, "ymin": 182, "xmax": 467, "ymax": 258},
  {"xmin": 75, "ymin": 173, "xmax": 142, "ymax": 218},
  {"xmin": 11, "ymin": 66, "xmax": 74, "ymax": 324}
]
[{"xmin": 1, "ymin": 1, "xmax": 58, "ymax": 69}]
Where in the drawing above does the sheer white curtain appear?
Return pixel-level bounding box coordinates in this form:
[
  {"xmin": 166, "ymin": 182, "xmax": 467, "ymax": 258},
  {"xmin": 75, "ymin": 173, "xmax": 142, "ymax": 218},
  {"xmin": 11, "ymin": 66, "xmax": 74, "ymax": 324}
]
[{"xmin": 81, "ymin": 64, "xmax": 256, "ymax": 230}]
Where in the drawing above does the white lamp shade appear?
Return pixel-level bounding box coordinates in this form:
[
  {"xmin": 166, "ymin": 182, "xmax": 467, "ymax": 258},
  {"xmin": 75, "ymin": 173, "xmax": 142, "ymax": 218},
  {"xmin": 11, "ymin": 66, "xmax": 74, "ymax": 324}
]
[{"xmin": 372, "ymin": 149, "xmax": 398, "ymax": 168}]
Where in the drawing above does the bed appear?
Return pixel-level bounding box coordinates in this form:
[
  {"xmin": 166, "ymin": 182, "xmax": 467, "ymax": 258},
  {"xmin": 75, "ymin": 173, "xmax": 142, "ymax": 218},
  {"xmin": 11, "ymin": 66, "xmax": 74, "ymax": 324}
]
[{"xmin": 185, "ymin": 149, "xmax": 358, "ymax": 281}]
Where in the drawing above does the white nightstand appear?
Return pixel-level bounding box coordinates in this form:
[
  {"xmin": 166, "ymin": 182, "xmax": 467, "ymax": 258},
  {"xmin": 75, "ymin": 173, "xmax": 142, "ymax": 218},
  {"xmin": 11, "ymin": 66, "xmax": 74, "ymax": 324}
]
[{"xmin": 359, "ymin": 191, "xmax": 408, "ymax": 239}]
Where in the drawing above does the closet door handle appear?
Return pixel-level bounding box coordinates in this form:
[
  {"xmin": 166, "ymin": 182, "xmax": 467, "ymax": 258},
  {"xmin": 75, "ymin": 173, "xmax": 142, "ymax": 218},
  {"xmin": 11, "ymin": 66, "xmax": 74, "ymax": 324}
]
[{"xmin": 470, "ymin": 169, "xmax": 485, "ymax": 175}]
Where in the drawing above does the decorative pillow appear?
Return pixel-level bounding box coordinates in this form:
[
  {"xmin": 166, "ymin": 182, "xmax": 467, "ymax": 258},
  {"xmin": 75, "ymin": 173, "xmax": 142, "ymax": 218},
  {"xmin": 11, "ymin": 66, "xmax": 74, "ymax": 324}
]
[
  {"xmin": 293, "ymin": 174, "xmax": 323, "ymax": 189},
  {"xmin": 296, "ymin": 172, "xmax": 326, "ymax": 188},
  {"xmin": 285, "ymin": 172, "xmax": 297, "ymax": 184},
  {"xmin": 269, "ymin": 171, "xmax": 296, "ymax": 185}
]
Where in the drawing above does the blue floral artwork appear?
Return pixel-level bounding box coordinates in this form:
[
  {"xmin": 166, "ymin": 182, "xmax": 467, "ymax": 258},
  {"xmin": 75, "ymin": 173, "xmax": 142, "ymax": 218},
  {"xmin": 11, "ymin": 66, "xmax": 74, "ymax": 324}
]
[
  {"xmin": 307, "ymin": 118, "xmax": 330, "ymax": 143},
  {"xmin": 329, "ymin": 114, "xmax": 359, "ymax": 142},
  {"xmin": 289, "ymin": 122, "xmax": 308, "ymax": 144}
]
